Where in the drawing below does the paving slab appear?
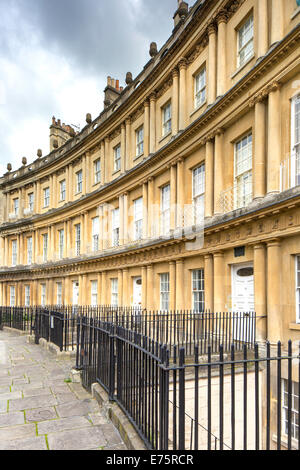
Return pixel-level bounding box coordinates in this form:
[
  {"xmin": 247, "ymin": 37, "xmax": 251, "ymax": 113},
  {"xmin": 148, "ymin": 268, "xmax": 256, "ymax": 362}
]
[{"xmin": 0, "ymin": 329, "xmax": 125, "ymax": 450}]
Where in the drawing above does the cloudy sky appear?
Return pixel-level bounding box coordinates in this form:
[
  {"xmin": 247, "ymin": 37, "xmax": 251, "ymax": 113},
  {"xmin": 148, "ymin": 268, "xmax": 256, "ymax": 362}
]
[{"xmin": 0, "ymin": 0, "xmax": 197, "ymax": 176}]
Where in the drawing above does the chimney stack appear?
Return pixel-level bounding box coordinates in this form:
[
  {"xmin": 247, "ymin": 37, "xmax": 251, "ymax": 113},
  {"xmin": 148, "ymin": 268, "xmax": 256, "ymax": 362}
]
[
  {"xmin": 104, "ymin": 76, "xmax": 122, "ymax": 109},
  {"xmin": 49, "ymin": 116, "xmax": 77, "ymax": 152},
  {"xmin": 173, "ymin": 0, "xmax": 189, "ymax": 30}
]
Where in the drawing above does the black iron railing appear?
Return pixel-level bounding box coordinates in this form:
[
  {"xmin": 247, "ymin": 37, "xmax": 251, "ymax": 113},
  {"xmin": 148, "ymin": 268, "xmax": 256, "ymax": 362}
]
[{"xmin": 76, "ymin": 316, "xmax": 300, "ymax": 451}]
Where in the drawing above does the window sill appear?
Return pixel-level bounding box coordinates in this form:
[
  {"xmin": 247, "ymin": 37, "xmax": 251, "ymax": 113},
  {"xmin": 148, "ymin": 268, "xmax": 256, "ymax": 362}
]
[
  {"xmin": 289, "ymin": 322, "xmax": 300, "ymax": 331},
  {"xmin": 272, "ymin": 434, "xmax": 299, "ymax": 451},
  {"xmin": 291, "ymin": 7, "xmax": 300, "ymax": 20},
  {"xmin": 159, "ymin": 131, "xmax": 172, "ymax": 144},
  {"xmin": 112, "ymin": 169, "xmax": 121, "ymax": 176},
  {"xmin": 133, "ymin": 153, "xmax": 144, "ymax": 162},
  {"xmin": 231, "ymin": 53, "xmax": 255, "ymax": 79},
  {"xmin": 190, "ymin": 100, "xmax": 207, "ymax": 118}
]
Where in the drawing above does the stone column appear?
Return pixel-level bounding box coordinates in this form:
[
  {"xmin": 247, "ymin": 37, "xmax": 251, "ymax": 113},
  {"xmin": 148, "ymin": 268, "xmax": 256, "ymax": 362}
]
[
  {"xmin": 141, "ymin": 266, "xmax": 147, "ymax": 309},
  {"xmin": 148, "ymin": 178, "xmax": 154, "ymax": 239},
  {"xmin": 17, "ymin": 233, "xmax": 21, "ymax": 265},
  {"xmin": 104, "ymin": 137, "xmax": 110, "ymax": 183},
  {"xmin": 208, "ymin": 22, "xmax": 217, "ymax": 105},
  {"xmin": 205, "ymin": 138, "xmax": 214, "ymax": 218},
  {"xmin": 142, "ymin": 182, "xmax": 148, "ymax": 239},
  {"xmin": 4, "ymin": 237, "xmax": 8, "ymax": 266},
  {"xmin": 176, "ymin": 159, "xmax": 184, "ymax": 230},
  {"xmin": 36, "ymin": 181, "xmax": 41, "ymax": 213},
  {"xmin": 216, "ymin": 11, "xmax": 228, "ymax": 98},
  {"xmin": 214, "ymin": 129, "xmax": 224, "ymax": 215},
  {"xmin": 85, "ymin": 151, "xmax": 91, "ymax": 194},
  {"xmin": 123, "ymin": 193, "xmax": 128, "ymax": 245},
  {"xmin": 169, "ymin": 261, "xmax": 176, "ymax": 312},
  {"xmin": 125, "ymin": 118, "xmax": 131, "ymax": 171},
  {"xmin": 267, "ymin": 239, "xmax": 282, "ymax": 343},
  {"xmin": 169, "ymin": 164, "xmax": 177, "ymax": 232},
  {"xmin": 271, "ymin": 0, "xmax": 284, "ymax": 46},
  {"xmin": 175, "ymin": 259, "xmax": 185, "ymax": 311},
  {"xmin": 204, "ymin": 254, "xmax": 214, "ymax": 312},
  {"xmin": 101, "ymin": 272, "xmax": 107, "ymax": 305},
  {"xmin": 143, "ymin": 100, "xmax": 150, "ymax": 158},
  {"xmin": 119, "ymin": 195, "xmax": 124, "ymax": 246},
  {"xmin": 118, "ymin": 270, "xmax": 123, "ymax": 306},
  {"xmin": 178, "ymin": 59, "xmax": 187, "ymax": 131},
  {"xmin": 149, "ymin": 93, "xmax": 156, "ymax": 154},
  {"xmin": 147, "ymin": 264, "xmax": 154, "ymax": 311},
  {"xmin": 82, "ymin": 154, "xmax": 87, "ymax": 196},
  {"xmin": 253, "ymin": 97, "xmax": 267, "ymax": 199},
  {"xmin": 213, "ymin": 251, "xmax": 225, "ymax": 313},
  {"xmin": 172, "ymin": 67, "xmax": 179, "ymax": 136},
  {"xmin": 267, "ymin": 83, "xmax": 281, "ymax": 194},
  {"xmin": 258, "ymin": 0, "xmax": 269, "ymax": 57},
  {"xmin": 253, "ymin": 243, "xmax": 267, "ymax": 342},
  {"xmin": 121, "ymin": 123, "xmax": 126, "ymax": 173},
  {"xmin": 122, "ymin": 269, "xmax": 129, "ymax": 307}
]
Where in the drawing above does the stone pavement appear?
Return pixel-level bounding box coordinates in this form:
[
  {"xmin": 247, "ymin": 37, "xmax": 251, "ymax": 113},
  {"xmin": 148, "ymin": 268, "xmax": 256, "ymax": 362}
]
[{"xmin": 0, "ymin": 329, "xmax": 127, "ymax": 450}]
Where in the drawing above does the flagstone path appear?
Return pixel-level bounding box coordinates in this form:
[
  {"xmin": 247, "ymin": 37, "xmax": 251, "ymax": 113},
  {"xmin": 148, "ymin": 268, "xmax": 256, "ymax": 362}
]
[{"xmin": 0, "ymin": 329, "xmax": 126, "ymax": 450}]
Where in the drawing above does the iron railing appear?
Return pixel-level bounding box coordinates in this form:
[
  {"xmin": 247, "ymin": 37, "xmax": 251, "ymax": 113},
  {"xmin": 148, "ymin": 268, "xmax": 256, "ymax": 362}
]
[{"xmin": 76, "ymin": 316, "xmax": 300, "ymax": 451}]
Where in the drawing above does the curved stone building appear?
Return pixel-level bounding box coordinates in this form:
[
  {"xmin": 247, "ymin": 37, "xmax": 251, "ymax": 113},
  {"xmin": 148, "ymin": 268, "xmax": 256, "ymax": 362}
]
[{"xmin": 0, "ymin": 0, "xmax": 300, "ymax": 347}]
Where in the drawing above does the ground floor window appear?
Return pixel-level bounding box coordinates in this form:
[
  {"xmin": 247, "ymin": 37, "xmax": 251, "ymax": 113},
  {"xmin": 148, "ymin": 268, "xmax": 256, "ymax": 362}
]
[
  {"xmin": 111, "ymin": 279, "xmax": 118, "ymax": 306},
  {"xmin": 10, "ymin": 286, "xmax": 16, "ymax": 307},
  {"xmin": 160, "ymin": 273, "xmax": 170, "ymax": 311},
  {"xmin": 283, "ymin": 379, "xmax": 299, "ymax": 440},
  {"xmin": 192, "ymin": 269, "xmax": 205, "ymax": 312},
  {"xmin": 25, "ymin": 286, "xmax": 30, "ymax": 307},
  {"xmin": 91, "ymin": 280, "xmax": 98, "ymax": 306},
  {"xmin": 41, "ymin": 284, "xmax": 46, "ymax": 306}
]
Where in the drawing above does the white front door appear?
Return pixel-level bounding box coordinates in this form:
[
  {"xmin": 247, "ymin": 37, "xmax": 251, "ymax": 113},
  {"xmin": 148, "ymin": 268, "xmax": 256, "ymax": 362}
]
[
  {"xmin": 132, "ymin": 277, "xmax": 142, "ymax": 307},
  {"xmin": 232, "ymin": 263, "xmax": 254, "ymax": 312},
  {"xmin": 73, "ymin": 281, "xmax": 79, "ymax": 306},
  {"xmin": 232, "ymin": 264, "xmax": 255, "ymax": 342}
]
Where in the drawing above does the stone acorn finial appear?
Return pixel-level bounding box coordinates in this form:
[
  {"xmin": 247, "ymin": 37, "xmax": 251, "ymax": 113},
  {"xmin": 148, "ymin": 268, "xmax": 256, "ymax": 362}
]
[
  {"xmin": 53, "ymin": 139, "xmax": 59, "ymax": 149},
  {"xmin": 149, "ymin": 42, "xmax": 158, "ymax": 58},
  {"xmin": 37, "ymin": 149, "xmax": 42, "ymax": 158},
  {"xmin": 125, "ymin": 72, "xmax": 133, "ymax": 85},
  {"xmin": 86, "ymin": 113, "xmax": 92, "ymax": 124},
  {"xmin": 22, "ymin": 157, "xmax": 27, "ymax": 166},
  {"xmin": 7, "ymin": 163, "xmax": 12, "ymax": 172}
]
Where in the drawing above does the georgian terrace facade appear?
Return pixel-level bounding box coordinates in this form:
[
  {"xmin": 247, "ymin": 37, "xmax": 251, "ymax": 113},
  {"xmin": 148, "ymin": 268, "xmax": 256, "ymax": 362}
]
[{"xmin": 0, "ymin": 0, "xmax": 300, "ymax": 346}]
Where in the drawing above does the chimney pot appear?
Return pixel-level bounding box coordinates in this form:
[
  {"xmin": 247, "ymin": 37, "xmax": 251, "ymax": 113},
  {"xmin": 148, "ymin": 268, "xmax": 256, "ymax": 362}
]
[{"xmin": 116, "ymin": 79, "xmax": 120, "ymax": 90}]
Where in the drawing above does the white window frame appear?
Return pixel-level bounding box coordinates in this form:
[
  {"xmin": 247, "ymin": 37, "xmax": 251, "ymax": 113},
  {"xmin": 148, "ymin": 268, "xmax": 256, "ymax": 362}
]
[
  {"xmin": 27, "ymin": 237, "xmax": 33, "ymax": 265},
  {"xmin": 56, "ymin": 282, "xmax": 63, "ymax": 305},
  {"xmin": 162, "ymin": 102, "xmax": 172, "ymax": 136},
  {"xmin": 136, "ymin": 126, "xmax": 144, "ymax": 157},
  {"xmin": 13, "ymin": 198, "xmax": 19, "ymax": 215},
  {"xmin": 75, "ymin": 224, "xmax": 81, "ymax": 256},
  {"xmin": 160, "ymin": 273, "xmax": 170, "ymax": 311},
  {"xmin": 28, "ymin": 193, "xmax": 34, "ymax": 212},
  {"xmin": 42, "ymin": 233, "xmax": 48, "ymax": 262},
  {"xmin": 41, "ymin": 284, "xmax": 46, "ymax": 307},
  {"xmin": 60, "ymin": 180, "xmax": 66, "ymax": 201},
  {"xmin": 134, "ymin": 198, "xmax": 143, "ymax": 241},
  {"xmin": 282, "ymin": 379, "xmax": 299, "ymax": 441},
  {"xmin": 161, "ymin": 185, "xmax": 170, "ymax": 236},
  {"xmin": 25, "ymin": 285, "xmax": 30, "ymax": 307},
  {"xmin": 194, "ymin": 67, "xmax": 206, "ymax": 109},
  {"xmin": 94, "ymin": 159, "xmax": 101, "ymax": 184},
  {"xmin": 58, "ymin": 229, "xmax": 64, "ymax": 260},
  {"xmin": 291, "ymin": 95, "xmax": 300, "ymax": 188},
  {"xmin": 10, "ymin": 286, "xmax": 16, "ymax": 307},
  {"xmin": 11, "ymin": 239, "xmax": 17, "ymax": 266},
  {"xmin": 76, "ymin": 171, "xmax": 83, "ymax": 194},
  {"xmin": 112, "ymin": 208, "xmax": 120, "ymax": 247},
  {"xmin": 92, "ymin": 217, "xmax": 100, "ymax": 252},
  {"xmin": 114, "ymin": 145, "xmax": 121, "ymax": 172},
  {"xmin": 237, "ymin": 14, "xmax": 254, "ymax": 68},
  {"xmin": 91, "ymin": 280, "xmax": 98, "ymax": 306},
  {"xmin": 192, "ymin": 269, "xmax": 205, "ymax": 313},
  {"xmin": 234, "ymin": 133, "xmax": 253, "ymax": 209},
  {"xmin": 193, "ymin": 164, "xmax": 205, "ymax": 224},
  {"xmin": 111, "ymin": 278, "xmax": 118, "ymax": 306},
  {"xmin": 43, "ymin": 187, "xmax": 50, "ymax": 208}
]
